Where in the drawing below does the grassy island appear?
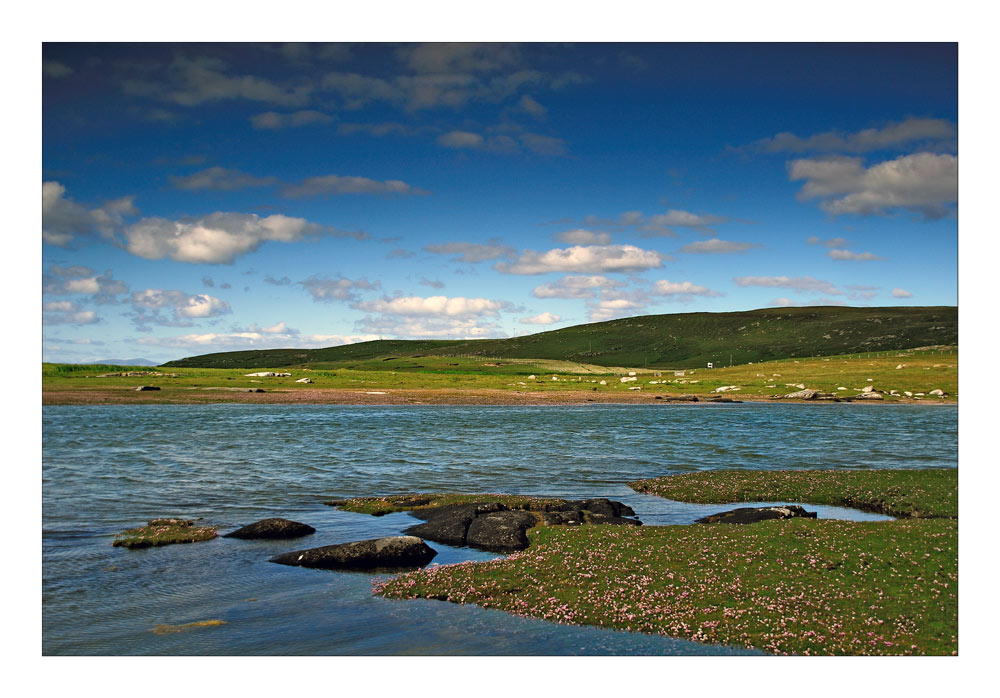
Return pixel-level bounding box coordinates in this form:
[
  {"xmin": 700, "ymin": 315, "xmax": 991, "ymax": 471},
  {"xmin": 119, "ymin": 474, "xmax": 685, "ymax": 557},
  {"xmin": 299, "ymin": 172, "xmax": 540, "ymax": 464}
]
[
  {"xmin": 373, "ymin": 469, "xmax": 957, "ymax": 655},
  {"xmin": 112, "ymin": 518, "xmax": 218, "ymax": 549}
]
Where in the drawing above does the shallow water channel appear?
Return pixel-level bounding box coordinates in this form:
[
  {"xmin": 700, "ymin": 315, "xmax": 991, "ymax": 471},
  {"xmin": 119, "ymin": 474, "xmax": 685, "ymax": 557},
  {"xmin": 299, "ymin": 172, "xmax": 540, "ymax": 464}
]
[{"xmin": 42, "ymin": 403, "xmax": 956, "ymax": 655}]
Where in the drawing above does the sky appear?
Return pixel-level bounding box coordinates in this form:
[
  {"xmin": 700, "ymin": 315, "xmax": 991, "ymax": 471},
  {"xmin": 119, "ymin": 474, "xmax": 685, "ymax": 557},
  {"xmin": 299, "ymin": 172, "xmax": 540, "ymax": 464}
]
[{"xmin": 41, "ymin": 42, "xmax": 958, "ymax": 364}]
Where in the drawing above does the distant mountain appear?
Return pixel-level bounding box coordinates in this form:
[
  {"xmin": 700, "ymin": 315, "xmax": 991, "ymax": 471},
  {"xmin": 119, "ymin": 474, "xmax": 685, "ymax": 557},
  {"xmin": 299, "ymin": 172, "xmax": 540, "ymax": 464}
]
[
  {"xmin": 92, "ymin": 358, "xmax": 160, "ymax": 366},
  {"xmin": 164, "ymin": 305, "xmax": 958, "ymax": 370}
]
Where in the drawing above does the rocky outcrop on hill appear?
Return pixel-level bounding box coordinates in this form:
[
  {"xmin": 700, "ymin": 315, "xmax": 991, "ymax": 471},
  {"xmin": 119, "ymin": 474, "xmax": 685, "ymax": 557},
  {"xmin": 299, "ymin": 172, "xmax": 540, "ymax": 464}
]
[{"xmin": 270, "ymin": 536, "xmax": 437, "ymax": 570}]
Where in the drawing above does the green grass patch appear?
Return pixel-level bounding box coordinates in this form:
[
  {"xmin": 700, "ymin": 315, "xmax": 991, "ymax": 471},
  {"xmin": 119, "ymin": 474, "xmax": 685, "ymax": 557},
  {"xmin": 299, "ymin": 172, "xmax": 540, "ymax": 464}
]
[
  {"xmin": 630, "ymin": 469, "xmax": 957, "ymax": 518},
  {"xmin": 112, "ymin": 518, "xmax": 218, "ymax": 548},
  {"xmin": 375, "ymin": 518, "xmax": 957, "ymax": 655},
  {"xmin": 329, "ymin": 493, "xmax": 568, "ymax": 516}
]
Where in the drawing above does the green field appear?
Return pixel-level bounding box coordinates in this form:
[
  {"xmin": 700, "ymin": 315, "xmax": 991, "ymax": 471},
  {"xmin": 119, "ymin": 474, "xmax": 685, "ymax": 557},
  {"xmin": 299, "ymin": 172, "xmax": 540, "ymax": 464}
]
[
  {"xmin": 42, "ymin": 344, "xmax": 958, "ymax": 403},
  {"xmin": 373, "ymin": 469, "xmax": 958, "ymax": 655},
  {"xmin": 163, "ymin": 306, "xmax": 957, "ymax": 370}
]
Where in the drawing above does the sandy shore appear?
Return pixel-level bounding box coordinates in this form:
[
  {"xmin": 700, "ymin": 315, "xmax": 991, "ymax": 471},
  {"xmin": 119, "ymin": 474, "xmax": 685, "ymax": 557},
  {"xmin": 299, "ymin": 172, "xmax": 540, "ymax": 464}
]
[{"xmin": 41, "ymin": 386, "xmax": 952, "ymax": 406}]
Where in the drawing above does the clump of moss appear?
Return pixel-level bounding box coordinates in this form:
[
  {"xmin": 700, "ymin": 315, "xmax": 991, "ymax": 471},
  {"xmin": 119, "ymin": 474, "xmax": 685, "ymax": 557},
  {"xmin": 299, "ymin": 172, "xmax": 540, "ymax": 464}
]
[
  {"xmin": 328, "ymin": 493, "xmax": 568, "ymax": 516},
  {"xmin": 630, "ymin": 468, "xmax": 957, "ymax": 519},
  {"xmin": 112, "ymin": 518, "xmax": 218, "ymax": 548}
]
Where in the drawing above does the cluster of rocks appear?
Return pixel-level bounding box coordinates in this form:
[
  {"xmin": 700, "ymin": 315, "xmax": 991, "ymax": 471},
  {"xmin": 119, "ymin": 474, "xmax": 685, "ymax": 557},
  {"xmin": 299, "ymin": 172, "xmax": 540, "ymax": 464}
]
[
  {"xmin": 652, "ymin": 395, "xmax": 741, "ymax": 403},
  {"xmin": 244, "ymin": 372, "xmax": 292, "ymax": 377},
  {"xmin": 780, "ymin": 385, "xmax": 949, "ymax": 401},
  {"xmin": 402, "ymin": 498, "xmax": 641, "ymax": 552}
]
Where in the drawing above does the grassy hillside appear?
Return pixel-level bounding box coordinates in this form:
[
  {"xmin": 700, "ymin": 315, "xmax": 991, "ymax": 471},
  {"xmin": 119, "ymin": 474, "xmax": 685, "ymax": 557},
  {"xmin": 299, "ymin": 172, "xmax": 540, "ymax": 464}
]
[{"xmin": 163, "ymin": 306, "xmax": 956, "ymax": 370}]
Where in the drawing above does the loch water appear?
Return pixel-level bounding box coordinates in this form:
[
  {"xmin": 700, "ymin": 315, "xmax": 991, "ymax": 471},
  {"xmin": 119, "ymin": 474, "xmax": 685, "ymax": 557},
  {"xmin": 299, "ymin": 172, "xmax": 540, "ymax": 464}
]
[{"xmin": 42, "ymin": 403, "xmax": 957, "ymax": 655}]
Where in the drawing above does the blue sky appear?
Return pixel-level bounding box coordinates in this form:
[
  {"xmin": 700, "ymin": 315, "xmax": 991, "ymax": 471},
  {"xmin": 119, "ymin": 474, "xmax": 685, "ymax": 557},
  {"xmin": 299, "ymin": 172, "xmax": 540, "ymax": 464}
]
[{"xmin": 41, "ymin": 42, "xmax": 957, "ymax": 363}]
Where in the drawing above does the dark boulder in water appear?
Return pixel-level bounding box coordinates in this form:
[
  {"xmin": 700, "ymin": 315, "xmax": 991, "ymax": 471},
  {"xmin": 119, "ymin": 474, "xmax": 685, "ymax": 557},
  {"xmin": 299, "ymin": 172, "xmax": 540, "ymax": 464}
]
[
  {"xmin": 270, "ymin": 536, "xmax": 437, "ymax": 570},
  {"xmin": 695, "ymin": 505, "xmax": 817, "ymax": 525},
  {"xmin": 224, "ymin": 518, "xmax": 315, "ymax": 540},
  {"xmin": 465, "ymin": 510, "xmax": 539, "ymax": 552}
]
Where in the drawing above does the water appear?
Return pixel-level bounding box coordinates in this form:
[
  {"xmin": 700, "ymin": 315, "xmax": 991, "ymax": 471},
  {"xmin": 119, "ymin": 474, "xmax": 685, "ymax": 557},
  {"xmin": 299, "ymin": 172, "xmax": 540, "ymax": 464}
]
[{"xmin": 42, "ymin": 403, "xmax": 957, "ymax": 655}]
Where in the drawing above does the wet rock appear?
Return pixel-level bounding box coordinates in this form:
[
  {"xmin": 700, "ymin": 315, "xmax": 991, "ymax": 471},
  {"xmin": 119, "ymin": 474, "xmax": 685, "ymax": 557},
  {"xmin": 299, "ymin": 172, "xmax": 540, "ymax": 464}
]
[
  {"xmin": 695, "ymin": 505, "xmax": 817, "ymax": 525},
  {"xmin": 224, "ymin": 518, "xmax": 316, "ymax": 540},
  {"xmin": 270, "ymin": 536, "xmax": 437, "ymax": 570},
  {"xmin": 585, "ymin": 513, "xmax": 643, "ymax": 526},
  {"xmin": 663, "ymin": 395, "xmax": 699, "ymax": 402},
  {"xmin": 466, "ymin": 511, "xmax": 539, "ymax": 552}
]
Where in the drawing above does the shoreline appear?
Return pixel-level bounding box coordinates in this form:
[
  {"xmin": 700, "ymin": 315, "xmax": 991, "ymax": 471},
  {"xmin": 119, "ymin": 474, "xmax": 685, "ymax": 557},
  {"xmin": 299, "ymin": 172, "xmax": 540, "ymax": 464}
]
[{"xmin": 41, "ymin": 387, "xmax": 955, "ymax": 407}]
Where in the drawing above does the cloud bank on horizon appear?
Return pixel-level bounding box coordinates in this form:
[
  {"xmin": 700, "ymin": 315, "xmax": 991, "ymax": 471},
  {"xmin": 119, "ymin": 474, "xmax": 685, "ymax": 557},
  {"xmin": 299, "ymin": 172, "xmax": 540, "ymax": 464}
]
[{"xmin": 41, "ymin": 42, "xmax": 957, "ymax": 363}]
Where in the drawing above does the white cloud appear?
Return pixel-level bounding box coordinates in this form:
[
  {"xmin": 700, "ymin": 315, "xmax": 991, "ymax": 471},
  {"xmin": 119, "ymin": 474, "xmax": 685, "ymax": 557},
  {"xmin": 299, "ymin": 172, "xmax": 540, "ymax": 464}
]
[
  {"xmin": 892, "ymin": 288, "xmax": 914, "ymax": 298},
  {"xmin": 751, "ymin": 118, "xmax": 956, "ymax": 154},
  {"xmin": 827, "ymin": 249, "xmax": 884, "ymax": 261},
  {"xmin": 734, "ymin": 275, "xmax": 842, "ymax": 295},
  {"xmin": 518, "ymin": 94, "xmax": 547, "ymax": 117},
  {"xmin": 553, "ymin": 229, "xmax": 611, "ymax": 245},
  {"xmin": 43, "ymin": 181, "xmax": 137, "ymax": 246},
  {"xmin": 123, "ymin": 212, "xmax": 351, "ymax": 264},
  {"xmin": 650, "ymin": 280, "xmax": 722, "ymax": 297},
  {"xmin": 138, "ymin": 330, "xmax": 380, "ymax": 351},
  {"xmin": 807, "ymin": 236, "xmax": 849, "ymax": 248},
  {"xmin": 769, "ymin": 297, "xmax": 848, "ymax": 307},
  {"xmin": 437, "ymin": 130, "xmax": 485, "ymax": 149},
  {"xmin": 43, "ymin": 265, "xmax": 129, "ymax": 302},
  {"xmin": 520, "ymin": 312, "xmax": 561, "ymax": 325},
  {"xmin": 250, "ymin": 110, "xmax": 333, "ymax": 129},
  {"xmin": 532, "ymin": 275, "xmax": 624, "ymax": 299},
  {"xmin": 42, "ymin": 308, "xmax": 98, "ymax": 325},
  {"xmin": 129, "ymin": 289, "xmax": 232, "ymax": 327},
  {"xmin": 398, "ymin": 43, "xmax": 522, "ymax": 75},
  {"xmin": 587, "ymin": 298, "xmax": 647, "ymax": 322},
  {"xmin": 43, "ymin": 60, "xmax": 73, "ymax": 78},
  {"xmin": 123, "ymin": 56, "xmax": 312, "ymax": 107},
  {"xmin": 789, "ymin": 152, "xmax": 957, "ymax": 219},
  {"xmin": 282, "ymin": 174, "xmax": 428, "ymax": 197},
  {"xmin": 357, "ymin": 316, "xmax": 505, "ymax": 339},
  {"xmin": 678, "ymin": 238, "xmax": 760, "ymax": 254},
  {"xmin": 170, "ymin": 167, "xmax": 279, "ymax": 191},
  {"xmin": 424, "ymin": 241, "xmax": 516, "ymax": 263},
  {"xmin": 353, "ymin": 295, "xmax": 508, "ymax": 317},
  {"xmin": 639, "ymin": 210, "xmax": 730, "ymax": 236},
  {"xmin": 300, "ymin": 275, "xmax": 380, "ymax": 302},
  {"xmin": 496, "ymin": 244, "xmax": 663, "ymax": 275}
]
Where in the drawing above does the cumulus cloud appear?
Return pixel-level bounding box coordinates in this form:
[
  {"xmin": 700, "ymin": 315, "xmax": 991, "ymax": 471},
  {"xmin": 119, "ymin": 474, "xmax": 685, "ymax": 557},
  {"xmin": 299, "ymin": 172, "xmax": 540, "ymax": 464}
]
[
  {"xmin": 892, "ymin": 288, "xmax": 914, "ymax": 298},
  {"xmin": 42, "ymin": 300, "xmax": 98, "ymax": 325},
  {"xmin": 282, "ymin": 174, "xmax": 428, "ymax": 197},
  {"xmin": 650, "ymin": 280, "xmax": 722, "ymax": 298},
  {"xmin": 169, "ymin": 167, "xmax": 279, "ymax": 191},
  {"xmin": 138, "ymin": 329, "xmax": 380, "ymax": 351},
  {"xmin": 520, "ymin": 312, "xmax": 561, "ymax": 325},
  {"xmin": 827, "ymin": 249, "xmax": 884, "ymax": 261},
  {"xmin": 789, "ymin": 152, "xmax": 957, "ymax": 219},
  {"xmin": 638, "ymin": 210, "xmax": 730, "ymax": 237},
  {"xmin": 300, "ymin": 275, "xmax": 380, "ymax": 302},
  {"xmin": 353, "ymin": 295, "xmax": 509, "ymax": 317},
  {"xmin": 769, "ymin": 297, "xmax": 848, "ymax": 307},
  {"xmin": 807, "ymin": 236, "xmax": 849, "ymax": 248},
  {"xmin": 750, "ymin": 118, "xmax": 956, "ymax": 154},
  {"xmin": 263, "ymin": 275, "xmax": 292, "ymax": 285},
  {"xmin": 128, "ymin": 289, "xmax": 232, "ymax": 328},
  {"xmin": 586, "ymin": 298, "xmax": 647, "ymax": 322},
  {"xmin": 122, "ymin": 212, "xmax": 358, "ymax": 264},
  {"xmin": 43, "ymin": 181, "xmax": 138, "ymax": 246},
  {"xmin": 437, "ymin": 130, "xmax": 485, "ymax": 149},
  {"xmin": 250, "ymin": 110, "xmax": 333, "ymax": 129},
  {"xmin": 496, "ymin": 245, "xmax": 663, "ymax": 275},
  {"xmin": 419, "ymin": 277, "xmax": 445, "ymax": 289},
  {"xmin": 398, "ymin": 43, "xmax": 522, "ymax": 75},
  {"xmin": 43, "ymin": 265, "xmax": 129, "ymax": 302},
  {"xmin": 122, "ymin": 56, "xmax": 312, "ymax": 107},
  {"xmin": 436, "ymin": 129, "xmax": 566, "ymax": 156},
  {"xmin": 518, "ymin": 95, "xmax": 547, "ymax": 118},
  {"xmin": 554, "ymin": 229, "xmax": 611, "ymax": 245},
  {"xmin": 424, "ymin": 241, "xmax": 516, "ymax": 263},
  {"xmin": 678, "ymin": 238, "xmax": 760, "ymax": 254},
  {"xmin": 43, "ymin": 60, "xmax": 73, "ymax": 78},
  {"xmin": 532, "ymin": 275, "xmax": 624, "ymax": 299},
  {"xmin": 734, "ymin": 275, "xmax": 842, "ymax": 295}
]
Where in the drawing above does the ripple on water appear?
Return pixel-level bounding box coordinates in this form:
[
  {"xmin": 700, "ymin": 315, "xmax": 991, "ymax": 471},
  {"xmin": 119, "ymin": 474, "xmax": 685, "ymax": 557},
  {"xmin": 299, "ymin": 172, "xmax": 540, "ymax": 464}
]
[{"xmin": 43, "ymin": 403, "xmax": 955, "ymax": 655}]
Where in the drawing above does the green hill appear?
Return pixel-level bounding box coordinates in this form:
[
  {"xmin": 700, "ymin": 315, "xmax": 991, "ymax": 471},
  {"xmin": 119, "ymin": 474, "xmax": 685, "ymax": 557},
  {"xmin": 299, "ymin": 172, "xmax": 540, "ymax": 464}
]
[{"xmin": 162, "ymin": 306, "xmax": 957, "ymax": 370}]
